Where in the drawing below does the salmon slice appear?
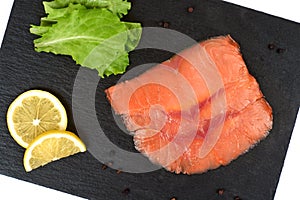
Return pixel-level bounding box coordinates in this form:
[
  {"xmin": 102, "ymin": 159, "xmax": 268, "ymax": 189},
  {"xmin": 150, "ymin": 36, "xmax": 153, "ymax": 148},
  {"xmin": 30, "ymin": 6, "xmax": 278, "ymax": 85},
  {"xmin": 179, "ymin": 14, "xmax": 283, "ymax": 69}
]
[{"xmin": 105, "ymin": 35, "xmax": 273, "ymax": 174}]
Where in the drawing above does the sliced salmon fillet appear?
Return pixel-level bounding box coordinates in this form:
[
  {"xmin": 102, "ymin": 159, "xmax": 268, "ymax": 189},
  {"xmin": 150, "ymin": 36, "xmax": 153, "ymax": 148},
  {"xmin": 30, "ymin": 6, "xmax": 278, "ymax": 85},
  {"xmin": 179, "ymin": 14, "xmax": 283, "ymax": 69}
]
[{"xmin": 105, "ymin": 35, "xmax": 273, "ymax": 174}]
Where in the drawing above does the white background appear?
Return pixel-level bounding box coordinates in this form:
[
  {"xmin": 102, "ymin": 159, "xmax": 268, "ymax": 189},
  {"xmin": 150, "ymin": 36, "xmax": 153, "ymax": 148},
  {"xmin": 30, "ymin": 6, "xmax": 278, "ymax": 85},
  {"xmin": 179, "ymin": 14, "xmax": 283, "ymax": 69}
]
[{"xmin": 0, "ymin": 0, "xmax": 299, "ymax": 199}]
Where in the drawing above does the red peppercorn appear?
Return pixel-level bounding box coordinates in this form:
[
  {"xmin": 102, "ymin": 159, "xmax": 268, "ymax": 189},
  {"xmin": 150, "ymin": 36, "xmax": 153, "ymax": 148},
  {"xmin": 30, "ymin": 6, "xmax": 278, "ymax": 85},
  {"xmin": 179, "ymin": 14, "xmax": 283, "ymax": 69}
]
[
  {"xmin": 122, "ymin": 188, "xmax": 130, "ymax": 195},
  {"xmin": 216, "ymin": 188, "xmax": 225, "ymax": 195},
  {"xmin": 187, "ymin": 7, "xmax": 194, "ymax": 13},
  {"xmin": 101, "ymin": 164, "xmax": 107, "ymax": 170}
]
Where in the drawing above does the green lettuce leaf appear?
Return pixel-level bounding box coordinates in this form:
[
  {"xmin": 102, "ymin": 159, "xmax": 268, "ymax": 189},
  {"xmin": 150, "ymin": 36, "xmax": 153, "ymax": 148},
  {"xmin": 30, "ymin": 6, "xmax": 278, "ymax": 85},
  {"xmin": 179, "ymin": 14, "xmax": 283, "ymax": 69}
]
[
  {"xmin": 44, "ymin": 0, "xmax": 131, "ymax": 18},
  {"xmin": 30, "ymin": 1, "xmax": 141, "ymax": 77},
  {"xmin": 123, "ymin": 22, "xmax": 143, "ymax": 52}
]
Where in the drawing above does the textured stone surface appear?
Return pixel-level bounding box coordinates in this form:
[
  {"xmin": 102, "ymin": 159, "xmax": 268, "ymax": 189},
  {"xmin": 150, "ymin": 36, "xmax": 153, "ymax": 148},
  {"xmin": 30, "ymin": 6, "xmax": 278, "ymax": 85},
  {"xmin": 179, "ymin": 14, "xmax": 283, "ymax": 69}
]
[{"xmin": 0, "ymin": 0, "xmax": 299, "ymax": 199}]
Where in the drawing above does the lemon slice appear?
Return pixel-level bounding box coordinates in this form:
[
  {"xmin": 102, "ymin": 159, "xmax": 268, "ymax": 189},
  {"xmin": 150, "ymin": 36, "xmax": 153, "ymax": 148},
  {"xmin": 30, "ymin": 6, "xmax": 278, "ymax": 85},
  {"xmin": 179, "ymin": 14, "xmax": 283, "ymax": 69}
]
[
  {"xmin": 7, "ymin": 90, "xmax": 68, "ymax": 148},
  {"xmin": 23, "ymin": 130, "xmax": 86, "ymax": 172}
]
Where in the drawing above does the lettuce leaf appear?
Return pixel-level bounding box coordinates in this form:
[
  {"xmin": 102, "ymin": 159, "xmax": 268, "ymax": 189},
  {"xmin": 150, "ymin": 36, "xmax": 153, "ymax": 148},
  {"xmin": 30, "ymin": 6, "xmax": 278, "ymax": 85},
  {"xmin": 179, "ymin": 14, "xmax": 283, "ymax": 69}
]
[
  {"xmin": 44, "ymin": 0, "xmax": 131, "ymax": 17},
  {"xmin": 30, "ymin": 0, "xmax": 141, "ymax": 77}
]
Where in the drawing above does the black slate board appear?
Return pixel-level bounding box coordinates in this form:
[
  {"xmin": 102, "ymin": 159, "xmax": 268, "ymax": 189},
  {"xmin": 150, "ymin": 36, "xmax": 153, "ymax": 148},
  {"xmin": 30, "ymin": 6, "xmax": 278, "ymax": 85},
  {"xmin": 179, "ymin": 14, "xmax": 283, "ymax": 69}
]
[{"xmin": 1, "ymin": 0, "xmax": 300, "ymax": 200}]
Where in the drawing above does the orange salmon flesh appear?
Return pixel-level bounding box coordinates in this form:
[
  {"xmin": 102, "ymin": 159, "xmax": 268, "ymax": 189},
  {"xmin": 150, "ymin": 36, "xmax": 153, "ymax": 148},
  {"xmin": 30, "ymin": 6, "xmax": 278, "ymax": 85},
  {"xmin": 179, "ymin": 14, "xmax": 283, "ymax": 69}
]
[{"xmin": 105, "ymin": 35, "xmax": 273, "ymax": 174}]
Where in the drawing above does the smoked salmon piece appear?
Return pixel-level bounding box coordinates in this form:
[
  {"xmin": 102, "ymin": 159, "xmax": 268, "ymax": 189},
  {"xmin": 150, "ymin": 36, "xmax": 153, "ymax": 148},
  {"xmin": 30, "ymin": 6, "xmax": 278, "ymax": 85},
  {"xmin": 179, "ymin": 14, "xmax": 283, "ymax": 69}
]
[{"xmin": 105, "ymin": 35, "xmax": 273, "ymax": 174}]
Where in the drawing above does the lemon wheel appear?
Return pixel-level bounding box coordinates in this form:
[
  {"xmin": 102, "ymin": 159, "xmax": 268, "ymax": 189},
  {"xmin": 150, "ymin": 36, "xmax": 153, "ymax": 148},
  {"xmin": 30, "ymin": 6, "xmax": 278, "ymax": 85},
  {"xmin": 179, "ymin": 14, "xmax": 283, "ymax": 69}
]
[{"xmin": 7, "ymin": 90, "xmax": 68, "ymax": 148}]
